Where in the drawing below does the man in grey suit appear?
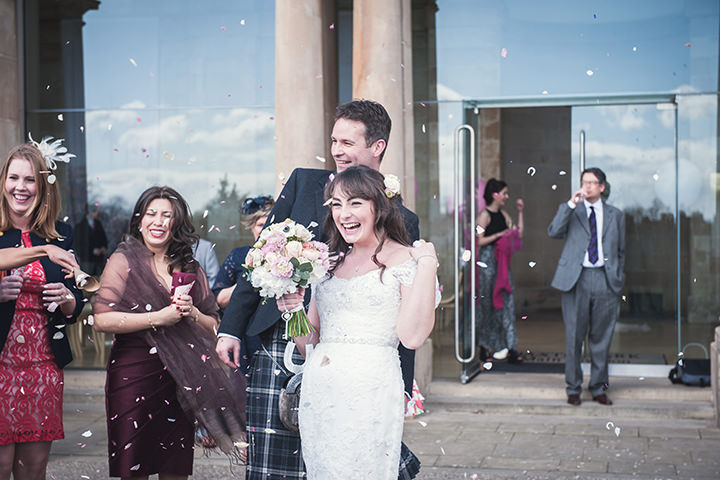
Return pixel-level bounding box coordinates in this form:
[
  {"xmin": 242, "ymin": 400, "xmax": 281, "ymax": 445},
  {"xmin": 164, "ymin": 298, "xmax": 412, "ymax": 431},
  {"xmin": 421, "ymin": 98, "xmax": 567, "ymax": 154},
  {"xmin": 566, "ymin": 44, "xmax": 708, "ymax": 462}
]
[{"xmin": 548, "ymin": 167, "xmax": 625, "ymax": 406}]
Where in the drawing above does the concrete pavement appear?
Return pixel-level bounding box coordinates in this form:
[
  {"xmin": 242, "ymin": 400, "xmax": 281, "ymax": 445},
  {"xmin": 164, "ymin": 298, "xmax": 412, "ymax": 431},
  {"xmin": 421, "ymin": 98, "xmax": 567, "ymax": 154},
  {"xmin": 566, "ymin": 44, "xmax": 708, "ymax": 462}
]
[{"xmin": 46, "ymin": 370, "xmax": 720, "ymax": 479}]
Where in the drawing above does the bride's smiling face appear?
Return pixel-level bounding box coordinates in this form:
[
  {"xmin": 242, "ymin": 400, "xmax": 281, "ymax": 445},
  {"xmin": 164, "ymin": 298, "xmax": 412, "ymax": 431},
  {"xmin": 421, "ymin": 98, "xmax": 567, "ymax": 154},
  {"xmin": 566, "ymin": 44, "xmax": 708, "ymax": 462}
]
[{"xmin": 330, "ymin": 188, "xmax": 377, "ymax": 246}]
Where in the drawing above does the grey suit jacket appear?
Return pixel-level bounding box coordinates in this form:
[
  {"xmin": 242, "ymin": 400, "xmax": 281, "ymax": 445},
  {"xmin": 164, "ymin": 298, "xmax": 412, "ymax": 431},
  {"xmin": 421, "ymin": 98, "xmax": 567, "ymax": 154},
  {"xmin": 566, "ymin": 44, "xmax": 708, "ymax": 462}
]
[{"xmin": 547, "ymin": 201, "xmax": 625, "ymax": 295}]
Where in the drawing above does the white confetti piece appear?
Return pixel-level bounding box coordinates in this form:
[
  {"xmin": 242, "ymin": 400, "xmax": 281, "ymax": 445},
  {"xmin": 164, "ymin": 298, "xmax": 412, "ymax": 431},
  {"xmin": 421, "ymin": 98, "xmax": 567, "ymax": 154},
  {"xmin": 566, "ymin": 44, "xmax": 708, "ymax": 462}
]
[
  {"xmin": 16, "ymin": 335, "xmax": 25, "ymax": 344},
  {"xmin": 57, "ymin": 114, "xmax": 64, "ymax": 121},
  {"xmin": 308, "ymin": 221, "xmax": 319, "ymax": 228},
  {"xmin": 475, "ymin": 225, "xmax": 485, "ymax": 235},
  {"xmin": 129, "ymin": 58, "xmax": 137, "ymax": 67},
  {"xmin": 145, "ymin": 304, "xmax": 152, "ymax": 311},
  {"xmin": 87, "ymin": 315, "xmax": 94, "ymax": 326},
  {"xmin": 81, "ymin": 430, "xmax": 92, "ymax": 437},
  {"xmin": 53, "ymin": 331, "xmax": 64, "ymax": 340},
  {"xmin": 652, "ymin": 173, "xmax": 659, "ymax": 181},
  {"xmin": 130, "ymin": 464, "xmax": 140, "ymax": 471},
  {"xmin": 527, "ymin": 166, "xmax": 536, "ymax": 176},
  {"xmin": 315, "ymin": 156, "xmax": 326, "ymax": 163},
  {"xmin": 421, "ymin": 124, "xmax": 426, "ymax": 133},
  {"xmin": 417, "ymin": 420, "xmax": 427, "ymax": 427},
  {"xmin": 476, "ymin": 261, "xmax": 488, "ymax": 268},
  {"xmin": 203, "ymin": 210, "xmax": 209, "ymax": 218},
  {"xmin": 149, "ymin": 347, "xmax": 157, "ymax": 354},
  {"xmin": 559, "ymin": 170, "xmax": 567, "ymax": 175},
  {"xmin": 482, "ymin": 361, "xmax": 493, "ymax": 370},
  {"xmin": 586, "ymin": 69, "xmax": 594, "ymax": 76},
  {"xmin": 264, "ymin": 428, "xmax": 276, "ymax": 434},
  {"xmin": 528, "ymin": 261, "xmax": 536, "ymax": 268},
  {"xmin": 48, "ymin": 174, "xmax": 57, "ymax": 184},
  {"xmin": 614, "ymin": 427, "xmax": 621, "ymax": 436},
  {"xmin": 551, "ymin": 184, "xmax": 557, "ymax": 190},
  {"xmin": 163, "ymin": 151, "xmax": 175, "ymax": 160},
  {"xmin": 461, "ymin": 250, "xmax": 472, "ymax": 262}
]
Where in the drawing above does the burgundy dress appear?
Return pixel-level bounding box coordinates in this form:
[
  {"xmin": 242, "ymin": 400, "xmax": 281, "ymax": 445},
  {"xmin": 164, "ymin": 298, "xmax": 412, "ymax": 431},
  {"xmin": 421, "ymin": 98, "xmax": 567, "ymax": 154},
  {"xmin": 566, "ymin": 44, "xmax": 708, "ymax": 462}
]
[
  {"xmin": 96, "ymin": 237, "xmax": 244, "ymax": 478},
  {"xmin": 0, "ymin": 232, "xmax": 64, "ymax": 445}
]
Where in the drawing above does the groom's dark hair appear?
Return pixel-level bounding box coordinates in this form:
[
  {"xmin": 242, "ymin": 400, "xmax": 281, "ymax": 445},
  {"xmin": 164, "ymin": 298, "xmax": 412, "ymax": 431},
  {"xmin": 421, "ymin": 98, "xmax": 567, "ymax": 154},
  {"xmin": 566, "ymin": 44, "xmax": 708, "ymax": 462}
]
[
  {"xmin": 324, "ymin": 166, "xmax": 410, "ymax": 278},
  {"xmin": 334, "ymin": 100, "xmax": 391, "ymax": 162}
]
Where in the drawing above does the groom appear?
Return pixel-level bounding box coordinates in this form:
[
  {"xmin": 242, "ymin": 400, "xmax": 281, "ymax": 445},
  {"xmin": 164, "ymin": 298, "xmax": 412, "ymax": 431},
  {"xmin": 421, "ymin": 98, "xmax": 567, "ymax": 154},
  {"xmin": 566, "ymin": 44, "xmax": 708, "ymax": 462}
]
[{"xmin": 216, "ymin": 100, "xmax": 421, "ymax": 480}]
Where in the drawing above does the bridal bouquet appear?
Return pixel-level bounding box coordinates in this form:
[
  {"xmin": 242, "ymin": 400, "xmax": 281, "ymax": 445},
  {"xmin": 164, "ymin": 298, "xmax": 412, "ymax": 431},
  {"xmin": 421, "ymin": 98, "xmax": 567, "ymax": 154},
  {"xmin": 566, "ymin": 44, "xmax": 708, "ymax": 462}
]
[{"xmin": 244, "ymin": 218, "xmax": 330, "ymax": 337}]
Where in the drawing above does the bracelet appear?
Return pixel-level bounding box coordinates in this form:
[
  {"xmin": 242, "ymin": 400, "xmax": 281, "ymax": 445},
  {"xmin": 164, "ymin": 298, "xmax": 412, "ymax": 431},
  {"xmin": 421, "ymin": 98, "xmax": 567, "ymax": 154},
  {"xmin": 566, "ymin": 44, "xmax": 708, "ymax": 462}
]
[
  {"xmin": 415, "ymin": 254, "xmax": 438, "ymax": 265},
  {"xmin": 147, "ymin": 312, "xmax": 157, "ymax": 332}
]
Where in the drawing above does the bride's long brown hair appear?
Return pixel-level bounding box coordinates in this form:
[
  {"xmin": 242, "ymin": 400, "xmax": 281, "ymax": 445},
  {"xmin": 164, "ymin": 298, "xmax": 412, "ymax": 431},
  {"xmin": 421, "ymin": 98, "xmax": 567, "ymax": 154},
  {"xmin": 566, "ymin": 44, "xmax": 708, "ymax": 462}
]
[{"xmin": 324, "ymin": 166, "xmax": 410, "ymax": 277}]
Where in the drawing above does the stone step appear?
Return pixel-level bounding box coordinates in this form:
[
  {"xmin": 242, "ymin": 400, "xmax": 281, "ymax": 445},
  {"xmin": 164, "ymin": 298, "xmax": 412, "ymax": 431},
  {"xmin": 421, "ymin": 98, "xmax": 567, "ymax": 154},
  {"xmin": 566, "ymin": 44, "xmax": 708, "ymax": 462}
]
[{"xmin": 426, "ymin": 375, "xmax": 714, "ymax": 421}]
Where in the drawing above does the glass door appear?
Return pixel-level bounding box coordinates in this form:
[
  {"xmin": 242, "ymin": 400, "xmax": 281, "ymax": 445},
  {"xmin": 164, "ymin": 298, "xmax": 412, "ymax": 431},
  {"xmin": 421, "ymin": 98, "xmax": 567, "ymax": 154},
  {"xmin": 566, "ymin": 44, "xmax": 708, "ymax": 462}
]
[{"xmin": 426, "ymin": 97, "xmax": 680, "ymax": 382}]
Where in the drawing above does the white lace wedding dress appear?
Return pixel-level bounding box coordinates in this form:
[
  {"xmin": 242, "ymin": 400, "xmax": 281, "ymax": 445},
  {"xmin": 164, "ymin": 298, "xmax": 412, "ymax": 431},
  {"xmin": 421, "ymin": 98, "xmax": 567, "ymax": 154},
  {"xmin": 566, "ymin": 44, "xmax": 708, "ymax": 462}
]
[{"xmin": 299, "ymin": 258, "xmax": 435, "ymax": 479}]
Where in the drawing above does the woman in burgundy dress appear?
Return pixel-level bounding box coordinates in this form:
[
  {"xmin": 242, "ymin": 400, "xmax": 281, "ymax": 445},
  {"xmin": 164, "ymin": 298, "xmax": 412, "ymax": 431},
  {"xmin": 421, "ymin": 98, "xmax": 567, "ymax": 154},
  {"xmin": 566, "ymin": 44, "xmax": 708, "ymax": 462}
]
[
  {"xmin": 0, "ymin": 143, "xmax": 83, "ymax": 480},
  {"xmin": 93, "ymin": 186, "xmax": 246, "ymax": 479}
]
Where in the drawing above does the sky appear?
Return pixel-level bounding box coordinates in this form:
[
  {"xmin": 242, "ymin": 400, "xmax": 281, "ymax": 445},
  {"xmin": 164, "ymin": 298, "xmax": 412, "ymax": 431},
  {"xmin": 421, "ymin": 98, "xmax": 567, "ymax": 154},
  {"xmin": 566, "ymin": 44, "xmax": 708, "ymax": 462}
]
[{"xmin": 432, "ymin": 0, "xmax": 719, "ymax": 220}]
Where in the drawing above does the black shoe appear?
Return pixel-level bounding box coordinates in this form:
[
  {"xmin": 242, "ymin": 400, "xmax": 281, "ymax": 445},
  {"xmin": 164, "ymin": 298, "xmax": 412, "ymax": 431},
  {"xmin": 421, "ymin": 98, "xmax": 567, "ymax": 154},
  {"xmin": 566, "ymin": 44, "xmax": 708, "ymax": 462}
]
[
  {"xmin": 567, "ymin": 394, "xmax": 581, "ymax": 406},
  {"xmin": 479, "ymin": 345, "xmax": 493, "ymax": 362},
  {"xmin": 507, "ymin": 349, "xmax": 523, "ymax": 364}
]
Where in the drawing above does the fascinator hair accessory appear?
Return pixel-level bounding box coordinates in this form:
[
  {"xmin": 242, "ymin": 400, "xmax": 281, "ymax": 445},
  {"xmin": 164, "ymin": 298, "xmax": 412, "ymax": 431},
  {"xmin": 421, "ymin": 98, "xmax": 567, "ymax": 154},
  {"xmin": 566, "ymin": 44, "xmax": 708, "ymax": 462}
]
[
  {"xmin": 28, "ymin": 133, "xmax": 75, "ymax": 184},
  {"xmin": 383, "ymin": 174, "xmax": 401, "ymax": 199},
  {"xmin": 241, "ymin": 195, "xmax": 273, "ymax": 215}
]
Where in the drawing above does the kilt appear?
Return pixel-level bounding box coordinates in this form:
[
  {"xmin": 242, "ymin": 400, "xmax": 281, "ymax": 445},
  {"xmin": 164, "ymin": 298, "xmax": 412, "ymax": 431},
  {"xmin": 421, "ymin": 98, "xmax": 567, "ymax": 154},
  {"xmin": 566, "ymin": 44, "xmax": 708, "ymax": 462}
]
[{"xmin": 246, "ymin": 322, "xmax": 420, "ymax": 479}]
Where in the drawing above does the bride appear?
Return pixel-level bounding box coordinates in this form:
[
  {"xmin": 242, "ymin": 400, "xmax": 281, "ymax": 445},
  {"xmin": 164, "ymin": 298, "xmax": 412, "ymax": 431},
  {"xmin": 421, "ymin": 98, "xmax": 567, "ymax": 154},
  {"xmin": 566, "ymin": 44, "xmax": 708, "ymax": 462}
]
[{"xmin": 279, "ymin": 165, "xmax": 438, "ymax": 479}]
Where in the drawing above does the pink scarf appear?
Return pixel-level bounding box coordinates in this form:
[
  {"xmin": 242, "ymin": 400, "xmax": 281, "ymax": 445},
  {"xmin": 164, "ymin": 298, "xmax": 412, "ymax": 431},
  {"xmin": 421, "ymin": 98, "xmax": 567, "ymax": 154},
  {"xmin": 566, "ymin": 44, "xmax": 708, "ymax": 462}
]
[{"xmin": 493, "ymin": 229, "xmax": 522, "ymax": 309}]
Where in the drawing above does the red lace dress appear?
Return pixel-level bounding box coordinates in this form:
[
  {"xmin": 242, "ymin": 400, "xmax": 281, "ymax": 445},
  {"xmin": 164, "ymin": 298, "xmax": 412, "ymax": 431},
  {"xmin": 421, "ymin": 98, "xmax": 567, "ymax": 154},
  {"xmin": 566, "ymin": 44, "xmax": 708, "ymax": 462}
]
[{"xmin": 0, "ymin": 232, "xmax": 64, "ymax": 445}]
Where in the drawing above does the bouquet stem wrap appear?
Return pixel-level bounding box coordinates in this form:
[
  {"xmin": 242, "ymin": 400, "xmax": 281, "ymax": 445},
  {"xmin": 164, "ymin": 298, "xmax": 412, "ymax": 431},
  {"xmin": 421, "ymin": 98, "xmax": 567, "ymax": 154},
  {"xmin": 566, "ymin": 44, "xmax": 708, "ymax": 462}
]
[{"xmin": 282, "ymin": 305, "xmax": 312, "ymax": 338}]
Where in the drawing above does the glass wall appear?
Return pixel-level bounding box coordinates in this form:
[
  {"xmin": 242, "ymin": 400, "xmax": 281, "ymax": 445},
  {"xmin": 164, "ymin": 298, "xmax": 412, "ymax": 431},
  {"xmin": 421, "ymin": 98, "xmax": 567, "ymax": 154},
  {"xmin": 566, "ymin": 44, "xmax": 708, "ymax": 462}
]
[
  {"xmin": 24, "ymin": 0, "xmax": 276, "ymax": 367},
  {"xmin": 415, "ymin": 0, "xmax": 720, "ymax": 379}
]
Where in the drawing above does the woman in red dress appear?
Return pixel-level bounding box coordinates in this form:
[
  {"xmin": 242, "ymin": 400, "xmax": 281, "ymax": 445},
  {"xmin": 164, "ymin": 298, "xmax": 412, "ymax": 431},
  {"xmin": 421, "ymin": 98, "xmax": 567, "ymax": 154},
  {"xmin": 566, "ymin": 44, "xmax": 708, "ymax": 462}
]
[
  {"xmin": 93, "ymin": 186, "xmax": 246, "ymax": 480},
  {"xmin": 0, "ymin": 143, "xmax": 84, "ymax": 480}
]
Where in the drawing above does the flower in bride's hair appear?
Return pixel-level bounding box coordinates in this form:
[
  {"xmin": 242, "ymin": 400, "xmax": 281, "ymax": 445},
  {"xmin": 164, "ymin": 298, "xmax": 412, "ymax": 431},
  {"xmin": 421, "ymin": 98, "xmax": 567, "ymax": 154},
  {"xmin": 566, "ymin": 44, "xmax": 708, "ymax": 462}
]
[
  {"xmin": 28, "ymin": 133, "xmax": 76, "ymax": 170},
  {"xmin": 384, "ymin": 174, "xmax": 401, "ymax": 198}
]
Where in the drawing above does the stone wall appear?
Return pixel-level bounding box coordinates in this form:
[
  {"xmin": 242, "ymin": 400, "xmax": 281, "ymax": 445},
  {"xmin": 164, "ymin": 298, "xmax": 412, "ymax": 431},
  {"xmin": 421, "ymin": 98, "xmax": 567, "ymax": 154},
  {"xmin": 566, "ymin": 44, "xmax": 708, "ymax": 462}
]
[{"xmin": 0, "ymin": 0, "xmax": 22, "ymax": 156}]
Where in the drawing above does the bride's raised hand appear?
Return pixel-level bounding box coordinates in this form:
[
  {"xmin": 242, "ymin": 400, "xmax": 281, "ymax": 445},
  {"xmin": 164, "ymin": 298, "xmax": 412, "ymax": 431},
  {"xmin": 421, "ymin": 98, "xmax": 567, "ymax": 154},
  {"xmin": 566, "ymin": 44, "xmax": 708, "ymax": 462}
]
[
  {"xmin": 277, "ymin": 287, "xmax": 305, "ymax": 313},
  {"xmin": 411, "ymin": 239, "xmax": 439, "ymax": 269}
]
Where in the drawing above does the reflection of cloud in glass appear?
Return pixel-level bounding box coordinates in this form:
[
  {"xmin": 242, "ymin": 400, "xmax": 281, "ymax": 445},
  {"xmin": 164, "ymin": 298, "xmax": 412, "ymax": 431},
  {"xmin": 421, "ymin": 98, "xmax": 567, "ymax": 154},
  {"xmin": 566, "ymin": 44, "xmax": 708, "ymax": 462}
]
[
  {"xmin": 599, "ymin": 106, "xmax": 646, "ymax": 130},
  {"xmin": 437, "ymin": 83, "xmax": 464, "ymax": 101}
]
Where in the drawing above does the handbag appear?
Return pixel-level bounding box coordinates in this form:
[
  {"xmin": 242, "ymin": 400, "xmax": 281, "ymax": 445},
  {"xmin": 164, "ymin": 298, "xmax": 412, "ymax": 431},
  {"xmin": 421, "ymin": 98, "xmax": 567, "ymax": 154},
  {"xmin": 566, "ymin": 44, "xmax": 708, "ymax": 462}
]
[
  {"xmin": 278, "ymin": 373, "xmax": 302, "ymax": 432},
  {"xmin": 668, "ymin": 343, "xmax": 711, "ymax": 387}
]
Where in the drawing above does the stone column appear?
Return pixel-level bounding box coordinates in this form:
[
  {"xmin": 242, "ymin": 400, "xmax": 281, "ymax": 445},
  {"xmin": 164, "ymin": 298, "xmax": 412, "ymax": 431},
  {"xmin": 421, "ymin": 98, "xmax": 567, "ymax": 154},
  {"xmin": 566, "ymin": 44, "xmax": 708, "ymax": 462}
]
[
  {"xmin": 352, "ymin": 0, "xmax": 415, "ymax": 209},
  {"xmin": 0, "ymin": 0, "xmax": 22, "ymax": 156},
  {"xmin": 274, "ymin": 0, "xmax": 335, "ymax": 194}
]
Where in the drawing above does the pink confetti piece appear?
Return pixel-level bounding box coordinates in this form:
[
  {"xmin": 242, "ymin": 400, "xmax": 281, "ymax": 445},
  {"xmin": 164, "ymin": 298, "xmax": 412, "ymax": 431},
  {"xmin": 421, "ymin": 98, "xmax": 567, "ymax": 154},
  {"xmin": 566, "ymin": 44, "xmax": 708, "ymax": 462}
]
[
  {"xmin": 220, "ymin": 26, "xmax": 226, "ymax": 31},
  {"xmin": 329, "ymin": 24, "xmax": 334, "ymax": 29}
]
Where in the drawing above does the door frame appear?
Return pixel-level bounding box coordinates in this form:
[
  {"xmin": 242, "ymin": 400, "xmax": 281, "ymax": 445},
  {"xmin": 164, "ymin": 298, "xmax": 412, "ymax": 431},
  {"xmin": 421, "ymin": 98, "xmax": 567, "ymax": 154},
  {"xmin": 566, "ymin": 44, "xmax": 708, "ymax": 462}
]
[{"xmin": 452, "ymin": 93, "xmax": 679, "ymax": 380}]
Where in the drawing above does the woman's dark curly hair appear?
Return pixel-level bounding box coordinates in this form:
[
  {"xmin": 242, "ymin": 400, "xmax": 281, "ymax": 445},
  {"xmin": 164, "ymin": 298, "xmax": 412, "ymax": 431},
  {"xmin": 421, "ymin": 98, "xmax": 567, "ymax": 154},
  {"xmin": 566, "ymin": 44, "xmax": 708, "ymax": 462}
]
[
  {"xmin": 324, "ymin": 166, "xmax": 410, "ymax": 277},
  {"xmin": 128, "ymin": 186, "xmax": 199, "ymax": 275}
]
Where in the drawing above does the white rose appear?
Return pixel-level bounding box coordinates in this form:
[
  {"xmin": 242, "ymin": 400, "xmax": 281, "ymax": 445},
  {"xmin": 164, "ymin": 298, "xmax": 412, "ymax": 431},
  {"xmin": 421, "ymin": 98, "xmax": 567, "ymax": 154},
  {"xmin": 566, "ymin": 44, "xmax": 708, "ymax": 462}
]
[
  {"xmin": 384, "ymin": 174, "xmax": 401, "ymax": 198},
  {"xmin": 285, "ymin": 240, "xmax": 303, "ymax": 259},
  {"xmin": 295, "ymin": 225, "xmax": 313, "ymax": 242}
]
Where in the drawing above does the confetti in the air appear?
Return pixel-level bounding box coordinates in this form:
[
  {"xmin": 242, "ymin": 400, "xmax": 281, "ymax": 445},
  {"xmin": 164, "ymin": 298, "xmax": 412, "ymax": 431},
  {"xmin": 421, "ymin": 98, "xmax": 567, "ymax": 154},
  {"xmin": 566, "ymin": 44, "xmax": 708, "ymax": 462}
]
[
  {"xmin": 527, "ymin": 166, "xmax": 536, "ymax": 176},
  {"xmin": 315, "ymin": 156, "xmax": 326, "ymax": 163},
  {"xmin": 57, "ymin": 114, "xmax": 64, "ymax": 121},
  {"xmin": 586, "ymin": 69, "xmax": 594, "ymax": 76},
  {"xmin": 528, "ymin": 261, "xmax": 536, "ymax": 268},
  {"xmin": 81, "ymin": 430, "xmax": 93, "ymax": 437},
  {"xmin": 475, "ymin": 225, "xmax": 485, "ymax": 235},
  {"xmin": 551, "ymin": 184, "xmax": 557, "ymax": 190},
  {"xmin": 501, "ymin": 47, "xmax": 508, "ymax": 58},
  {"xmin": 461, "ymin": 250, "xmax": 471, "ymax": 262},
  {"xmin": 477, "ymin": 261, "xmax": 488, "ymax": 268},
  {"xmin": 129, "ymin": 58, "xmax": 138, "ymax": 67}
]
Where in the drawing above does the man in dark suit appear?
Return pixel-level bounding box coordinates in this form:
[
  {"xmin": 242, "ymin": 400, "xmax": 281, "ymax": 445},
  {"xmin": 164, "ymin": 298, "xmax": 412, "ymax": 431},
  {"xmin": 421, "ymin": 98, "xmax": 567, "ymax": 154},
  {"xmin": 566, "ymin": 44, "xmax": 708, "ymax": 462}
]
[
  {"xmin": 216, "ymin": 100, "xmax": 420, "ymax": 480},
  {"xmin": 548, "ymin": 167, "xmax": 625, "ymax": 406}
]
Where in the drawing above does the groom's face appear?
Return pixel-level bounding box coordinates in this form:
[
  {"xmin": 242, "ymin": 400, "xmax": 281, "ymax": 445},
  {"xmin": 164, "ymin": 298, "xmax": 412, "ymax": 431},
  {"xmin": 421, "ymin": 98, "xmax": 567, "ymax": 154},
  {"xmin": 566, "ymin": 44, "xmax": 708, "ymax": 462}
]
[{"xmin": 331, "ymin": 118, "xmax": 383, "ymax": 173}]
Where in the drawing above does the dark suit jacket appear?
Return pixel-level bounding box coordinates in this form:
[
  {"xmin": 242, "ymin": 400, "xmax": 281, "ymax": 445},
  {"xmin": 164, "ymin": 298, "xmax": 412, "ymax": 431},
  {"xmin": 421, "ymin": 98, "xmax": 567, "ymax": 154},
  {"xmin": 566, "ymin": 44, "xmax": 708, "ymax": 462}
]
[
  {"xmin": 547, "ymin": 201, "xmax": 625, "ymax": 295},
  {"xmin": 219, "ymin": 167, "xmax": 420, "ymax": 392},
  {"xmin": 0, "ymin": 222, "xmax": 84, "ymax": 368}
]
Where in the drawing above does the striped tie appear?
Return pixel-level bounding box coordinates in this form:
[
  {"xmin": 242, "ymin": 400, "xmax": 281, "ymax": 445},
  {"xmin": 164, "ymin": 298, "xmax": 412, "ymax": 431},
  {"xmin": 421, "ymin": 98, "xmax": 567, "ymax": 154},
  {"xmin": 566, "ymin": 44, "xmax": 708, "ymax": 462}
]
[{"xmin": 588, "ymin": 206, "xmax": 598, "ymax": 264}]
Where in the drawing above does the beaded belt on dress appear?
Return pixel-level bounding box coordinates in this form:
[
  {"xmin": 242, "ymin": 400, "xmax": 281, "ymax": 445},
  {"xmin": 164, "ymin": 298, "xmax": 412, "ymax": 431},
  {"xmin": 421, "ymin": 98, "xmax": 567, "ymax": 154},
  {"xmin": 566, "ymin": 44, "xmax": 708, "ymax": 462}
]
[{"xmin": 320, "ymin": 336, "xmax": 397, "ymax": 348}]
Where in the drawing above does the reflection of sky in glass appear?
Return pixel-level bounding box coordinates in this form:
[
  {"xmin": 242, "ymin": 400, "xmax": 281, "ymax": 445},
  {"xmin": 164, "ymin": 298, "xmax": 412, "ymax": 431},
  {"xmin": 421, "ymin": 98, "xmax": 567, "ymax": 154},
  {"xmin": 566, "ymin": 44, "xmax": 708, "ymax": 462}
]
[
  {"xmin": 435, "ymin": 0, "xmax": 719, "ymax": 99},
  {"xmin": 431, "ymin": 0, "xmax": 718, "ymax": 221},
  {"xmin": 81, "ymin": 0, "xmax": 276, "ymax": 216}
]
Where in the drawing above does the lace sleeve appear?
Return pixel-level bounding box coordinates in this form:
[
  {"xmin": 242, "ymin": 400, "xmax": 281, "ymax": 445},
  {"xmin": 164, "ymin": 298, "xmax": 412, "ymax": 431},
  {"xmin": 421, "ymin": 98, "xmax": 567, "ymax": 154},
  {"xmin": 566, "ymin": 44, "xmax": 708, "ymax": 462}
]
[{"xmin": 392, "ymin": 260, "xmax": 442, "ymax": 308}]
